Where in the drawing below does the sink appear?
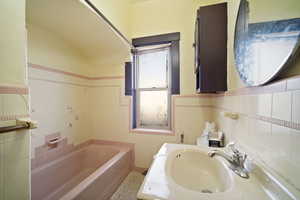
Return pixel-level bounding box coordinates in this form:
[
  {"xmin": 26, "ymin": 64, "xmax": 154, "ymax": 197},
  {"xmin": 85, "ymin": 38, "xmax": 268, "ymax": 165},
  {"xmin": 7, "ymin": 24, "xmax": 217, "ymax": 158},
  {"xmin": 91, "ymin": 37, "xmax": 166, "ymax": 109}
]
[
  {"xmin": 166, "ymin": 149, "xmax": 232, "ymax": 193},
  {"xmin": 138, "ymin": 144, "xmax": 279, "ymax": 200}
]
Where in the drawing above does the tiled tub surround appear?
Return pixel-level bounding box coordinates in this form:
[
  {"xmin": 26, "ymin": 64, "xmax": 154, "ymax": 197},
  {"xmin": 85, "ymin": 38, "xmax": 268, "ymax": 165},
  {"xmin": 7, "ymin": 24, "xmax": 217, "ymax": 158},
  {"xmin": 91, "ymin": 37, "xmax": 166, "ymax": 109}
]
[
  {"xmin": 31, "ymin": 138, "xmax": 134, "ymax": 200},
  {"xmin": 29, "ymin": 64, "xmax": 93, "ymax": 159}
]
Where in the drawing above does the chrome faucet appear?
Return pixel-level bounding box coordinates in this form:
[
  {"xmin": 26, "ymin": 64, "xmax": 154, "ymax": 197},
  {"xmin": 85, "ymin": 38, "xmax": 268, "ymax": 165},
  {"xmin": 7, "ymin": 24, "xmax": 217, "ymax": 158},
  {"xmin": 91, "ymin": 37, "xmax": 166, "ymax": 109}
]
[{"xmin": 208, "ymin": 142, "xmax": 249, "ymax": 178}]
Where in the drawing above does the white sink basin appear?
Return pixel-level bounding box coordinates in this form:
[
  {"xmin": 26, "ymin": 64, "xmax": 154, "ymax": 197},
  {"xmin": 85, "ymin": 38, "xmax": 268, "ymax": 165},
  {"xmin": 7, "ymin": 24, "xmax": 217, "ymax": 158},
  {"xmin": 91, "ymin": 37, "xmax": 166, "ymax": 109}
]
[
  {"xmin": 166, "ymin": 149, "xmax": 232, "ymax": 193},
  {"xmin": 137, "ymin": 143, "xmax": 279, "ymax": 200}
]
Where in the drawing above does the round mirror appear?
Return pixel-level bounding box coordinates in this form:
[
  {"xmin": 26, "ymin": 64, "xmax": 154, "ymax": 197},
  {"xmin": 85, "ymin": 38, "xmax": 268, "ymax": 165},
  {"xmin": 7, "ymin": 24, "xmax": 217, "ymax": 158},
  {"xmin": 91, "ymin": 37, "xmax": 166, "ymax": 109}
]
[{"xmin": 234, "ymin": 0, "xmax": 300, "ymax": 86}]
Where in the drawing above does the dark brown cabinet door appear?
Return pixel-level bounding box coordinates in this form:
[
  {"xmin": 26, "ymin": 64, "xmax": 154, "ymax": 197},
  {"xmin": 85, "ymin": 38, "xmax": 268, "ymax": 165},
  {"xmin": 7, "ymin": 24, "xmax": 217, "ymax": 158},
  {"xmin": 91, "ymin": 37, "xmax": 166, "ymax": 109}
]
[{"xmin": 195, "ymin": 3, "xmax": 227, "ymax": 93}]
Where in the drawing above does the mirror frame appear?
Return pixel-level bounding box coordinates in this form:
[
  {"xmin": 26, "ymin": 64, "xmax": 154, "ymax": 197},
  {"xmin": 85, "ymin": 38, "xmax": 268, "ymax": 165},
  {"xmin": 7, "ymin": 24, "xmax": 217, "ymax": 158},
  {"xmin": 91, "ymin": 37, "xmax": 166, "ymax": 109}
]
[{"xmin": 234, "ymin": 0, "xmax": 300, "ymax": 86}]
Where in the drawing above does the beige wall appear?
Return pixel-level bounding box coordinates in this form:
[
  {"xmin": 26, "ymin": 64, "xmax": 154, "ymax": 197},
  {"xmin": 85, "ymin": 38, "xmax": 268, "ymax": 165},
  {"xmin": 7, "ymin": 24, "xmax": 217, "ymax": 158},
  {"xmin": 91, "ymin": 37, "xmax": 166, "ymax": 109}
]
[
  {"xmin": 0, "ymin": 1, "xmax": 30, "ymax": 199},
  {"xmin": 27, "ymin": 24, "xmax": 90, "ymax": 76},
  {"xmin": 0, "ymin": 1, "xmax": 27, "ymax": 86},
  {"xmin": 89, "ymin": 0, "xmax": 132, "ymax": 40},
  {"xmin": 280, "ymin": 55, "xmax": 300, "ymax": 79},
  {"xmin": 249, "ymin": 0, "xmax": 300, "ymax": 23},
  {"xmin": 86, "ymin": 55, "xmax": 129, "ymax": 77}
]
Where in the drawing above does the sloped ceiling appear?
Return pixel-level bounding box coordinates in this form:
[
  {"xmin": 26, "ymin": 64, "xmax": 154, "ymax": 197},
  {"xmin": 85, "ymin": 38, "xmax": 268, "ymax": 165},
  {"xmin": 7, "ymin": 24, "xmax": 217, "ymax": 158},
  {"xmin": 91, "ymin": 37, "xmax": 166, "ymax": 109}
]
[{"xmin": 26, "ymin": 0, "xmax": 130, "ymax": 60}]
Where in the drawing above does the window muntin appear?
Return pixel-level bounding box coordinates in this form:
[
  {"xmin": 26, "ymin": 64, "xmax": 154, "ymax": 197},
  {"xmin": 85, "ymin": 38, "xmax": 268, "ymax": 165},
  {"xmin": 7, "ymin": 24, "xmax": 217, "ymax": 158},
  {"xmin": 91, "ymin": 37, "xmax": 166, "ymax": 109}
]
[{"xmin": 136, "ymin": 46, "xmax": 171, "ymax": 130}]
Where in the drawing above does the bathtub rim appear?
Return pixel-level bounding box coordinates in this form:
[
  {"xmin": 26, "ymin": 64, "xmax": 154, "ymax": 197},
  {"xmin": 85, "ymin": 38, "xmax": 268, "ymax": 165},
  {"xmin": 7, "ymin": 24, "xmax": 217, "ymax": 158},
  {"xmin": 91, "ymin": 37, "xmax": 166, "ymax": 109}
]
[
  {"xmin": 59, "ymin": 147, "xmax": 131, "ymax": 200},
  {"xmin": 31, "ymin": 144, "xmax": 122, "ymax": 174},
  {"xmin": 31, "ymin": 140, "xmax": 135, "ymax": 200}
]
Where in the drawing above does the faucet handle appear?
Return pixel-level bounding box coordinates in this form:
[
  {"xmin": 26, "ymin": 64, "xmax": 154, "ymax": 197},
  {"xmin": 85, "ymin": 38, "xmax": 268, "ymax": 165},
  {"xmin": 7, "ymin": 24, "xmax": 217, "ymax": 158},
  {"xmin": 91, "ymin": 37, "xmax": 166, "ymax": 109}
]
[
  {"xmin": 242, "ymin": 153, "xmax": 247, "ymax": 162},
  {"xmin": 226, "ymin": 142, "xmax": 240, "ymax": 154}
]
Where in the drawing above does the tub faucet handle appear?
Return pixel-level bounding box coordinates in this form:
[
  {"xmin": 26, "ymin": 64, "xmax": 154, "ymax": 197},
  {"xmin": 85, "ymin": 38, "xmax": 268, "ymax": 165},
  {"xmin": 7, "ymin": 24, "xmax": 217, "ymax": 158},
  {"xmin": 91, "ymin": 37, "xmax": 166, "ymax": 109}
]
[{"xmin": 180, "ymin": 133, "xmax": 184, "ymax": 144}]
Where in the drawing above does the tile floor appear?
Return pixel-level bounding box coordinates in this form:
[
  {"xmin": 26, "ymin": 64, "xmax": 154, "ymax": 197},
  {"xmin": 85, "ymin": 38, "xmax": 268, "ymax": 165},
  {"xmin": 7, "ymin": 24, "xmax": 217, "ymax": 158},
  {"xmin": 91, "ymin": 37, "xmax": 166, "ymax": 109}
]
[{"xmin": 110, "ymin": 171, "xmax": 144, "ymax": 200}]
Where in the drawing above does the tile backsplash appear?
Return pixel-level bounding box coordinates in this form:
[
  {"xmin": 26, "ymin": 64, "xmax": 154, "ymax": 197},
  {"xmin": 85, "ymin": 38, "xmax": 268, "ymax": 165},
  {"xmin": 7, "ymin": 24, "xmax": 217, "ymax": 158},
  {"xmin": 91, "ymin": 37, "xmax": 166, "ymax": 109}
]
[
  {"xmin": 211, "ymin": 84, "xmax": 300, "ymax": 193},
  {"xmin": 292, "ymin": 90, "xmax": 300, "ymax": 124}
]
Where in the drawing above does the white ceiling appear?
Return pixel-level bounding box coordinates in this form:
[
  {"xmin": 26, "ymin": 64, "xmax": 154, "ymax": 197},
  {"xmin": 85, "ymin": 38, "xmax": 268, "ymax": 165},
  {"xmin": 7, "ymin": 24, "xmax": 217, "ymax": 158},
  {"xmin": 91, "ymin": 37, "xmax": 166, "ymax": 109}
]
[{"xmin": 26, "ymin": 0, "xmax": 130, "ymax": 60}]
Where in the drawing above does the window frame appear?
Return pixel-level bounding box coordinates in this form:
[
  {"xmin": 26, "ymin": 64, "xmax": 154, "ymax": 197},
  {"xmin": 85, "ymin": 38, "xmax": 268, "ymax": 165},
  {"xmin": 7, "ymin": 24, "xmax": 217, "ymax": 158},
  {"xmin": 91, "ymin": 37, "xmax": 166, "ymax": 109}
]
[
  {"xmin": 135, "ymin": 46, "xmax": 172, "ymax": 130},
  {"xmin": 127, "ymin": 32, "xmax": 180, "ymax": 133}
]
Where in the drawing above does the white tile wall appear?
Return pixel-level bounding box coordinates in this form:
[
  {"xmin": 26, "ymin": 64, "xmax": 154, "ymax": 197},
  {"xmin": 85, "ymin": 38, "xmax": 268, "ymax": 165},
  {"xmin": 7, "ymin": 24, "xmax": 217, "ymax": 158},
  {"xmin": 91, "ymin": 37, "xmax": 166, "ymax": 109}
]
[
  {"xmin": 292, "ymin": 90, "xmax": 300, "ymax": 124},
  {"xmin": 0, "ymin": 94, "xmax": 30, "ymax": 200},
  {"xmin": 272, "ymin": 92, "xmax": 292, "ymax": 121},
  {"xmin": 4, "ymin": 157, "xmax": 29, "ymax": 199},
  {"xmin": 2, "ymin": 94, "xmax": 28, "ymax": 116},
  {"xmin": 0, "ymin": 141, "xmax": 4, "ymax": 200},
  {"xmin": 269, "ymin": 125, "xmax": 292, "ymax": 178},
  {"xmin": 0, "ymin": 95, "xmax": 3, "ymax": 118},
  {"xmin": 288, "ymin": 129, "xmax": 300, "ymax": 188},
  {"xmin": 213, "ymin": 90, "xmax": 300, "ymax": 192},
  {"xmin": 248, "ymin": 119, "xmax": 272, "ymax": 160},
  {"xmin": 29, "ymin": 67, "xmax": 92, "ymax": 158},
  {"xmin": 257, "ymin": 94, "xmax": 272, "ymax": 117},
  {"xmin": 232, "ymin": 115, "xmax": 249, "ymax": 146}
]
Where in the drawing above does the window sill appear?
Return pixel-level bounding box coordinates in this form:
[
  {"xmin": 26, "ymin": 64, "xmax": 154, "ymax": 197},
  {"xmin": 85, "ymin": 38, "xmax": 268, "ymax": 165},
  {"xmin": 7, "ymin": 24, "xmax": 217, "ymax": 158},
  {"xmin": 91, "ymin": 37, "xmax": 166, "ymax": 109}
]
[{"xmin": 131, "ymin": 128, "xmax": 174, "ymax": 136}]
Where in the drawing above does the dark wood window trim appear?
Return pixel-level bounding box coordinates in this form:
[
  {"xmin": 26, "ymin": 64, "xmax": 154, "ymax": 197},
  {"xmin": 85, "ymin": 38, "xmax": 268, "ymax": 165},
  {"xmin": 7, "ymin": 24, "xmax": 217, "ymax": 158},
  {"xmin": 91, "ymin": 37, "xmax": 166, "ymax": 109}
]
[
  {"xmin": 125, "ymin": 62, "xmax": 133, "ymax": 96},
  {"xmin": 126, "ymin": 32, "xmax": 180, "ymax": 131},
  {"xmin": 132, "ymin": 32, "xmax": 180, "ymax": 47},
  {"xmin": 132, "ymin": 32, "xmax": 180, "ymax": 95}
]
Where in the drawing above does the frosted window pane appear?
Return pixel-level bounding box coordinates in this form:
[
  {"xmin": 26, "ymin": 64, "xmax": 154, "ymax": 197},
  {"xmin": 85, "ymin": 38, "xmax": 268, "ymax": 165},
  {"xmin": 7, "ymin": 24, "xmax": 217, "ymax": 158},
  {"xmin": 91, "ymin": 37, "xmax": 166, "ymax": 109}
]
[
  {"xmin": 139, "ymin": 90, "xmax": 168, "ymax": 127},
  {"xmin": 138, "ymin": 50, "xmax": 168, "ymax": 88}
]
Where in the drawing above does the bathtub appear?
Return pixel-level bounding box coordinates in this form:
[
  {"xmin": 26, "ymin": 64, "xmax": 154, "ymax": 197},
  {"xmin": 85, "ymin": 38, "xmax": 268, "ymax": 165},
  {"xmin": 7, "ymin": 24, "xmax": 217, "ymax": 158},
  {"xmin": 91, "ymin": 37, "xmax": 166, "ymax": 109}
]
[{"xmin": 31, "ymin": 143, "xmax": 133, "ymax": 200}]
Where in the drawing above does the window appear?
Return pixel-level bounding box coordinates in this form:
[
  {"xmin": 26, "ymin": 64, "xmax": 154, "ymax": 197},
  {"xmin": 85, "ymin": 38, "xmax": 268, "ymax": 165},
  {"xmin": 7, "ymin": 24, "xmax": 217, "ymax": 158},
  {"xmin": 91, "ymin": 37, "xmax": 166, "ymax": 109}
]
[
  {"xmin": 125, "ymin": 32, "xmax": 180, "ymax": 132},
  {"xmin": 136, "ymin": 45, "xmax": 171, "ymax": 129}
]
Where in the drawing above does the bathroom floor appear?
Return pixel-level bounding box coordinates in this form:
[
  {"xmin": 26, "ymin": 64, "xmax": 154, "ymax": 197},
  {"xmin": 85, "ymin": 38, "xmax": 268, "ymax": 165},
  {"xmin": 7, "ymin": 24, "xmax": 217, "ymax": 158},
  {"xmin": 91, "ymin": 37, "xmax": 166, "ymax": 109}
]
[{"xmin": 110, "ymin": 171, "xmax": 144, "ymax": 200}]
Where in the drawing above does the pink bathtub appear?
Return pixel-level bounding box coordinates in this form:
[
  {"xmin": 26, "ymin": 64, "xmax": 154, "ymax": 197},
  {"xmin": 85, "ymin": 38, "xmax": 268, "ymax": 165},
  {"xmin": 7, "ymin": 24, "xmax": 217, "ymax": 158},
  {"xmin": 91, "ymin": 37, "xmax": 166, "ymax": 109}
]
[{"xmin": 31, "ymin": 142, "xmax": 133, "ymax": 200}]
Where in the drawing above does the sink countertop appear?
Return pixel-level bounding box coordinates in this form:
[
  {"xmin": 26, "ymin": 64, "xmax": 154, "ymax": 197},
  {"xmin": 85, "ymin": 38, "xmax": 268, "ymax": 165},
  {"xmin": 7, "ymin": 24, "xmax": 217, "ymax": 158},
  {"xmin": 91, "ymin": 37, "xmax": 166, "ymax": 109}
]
[{"xmin": 137, "ymin": 143, "xmax": 273, "ymax": 200}]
